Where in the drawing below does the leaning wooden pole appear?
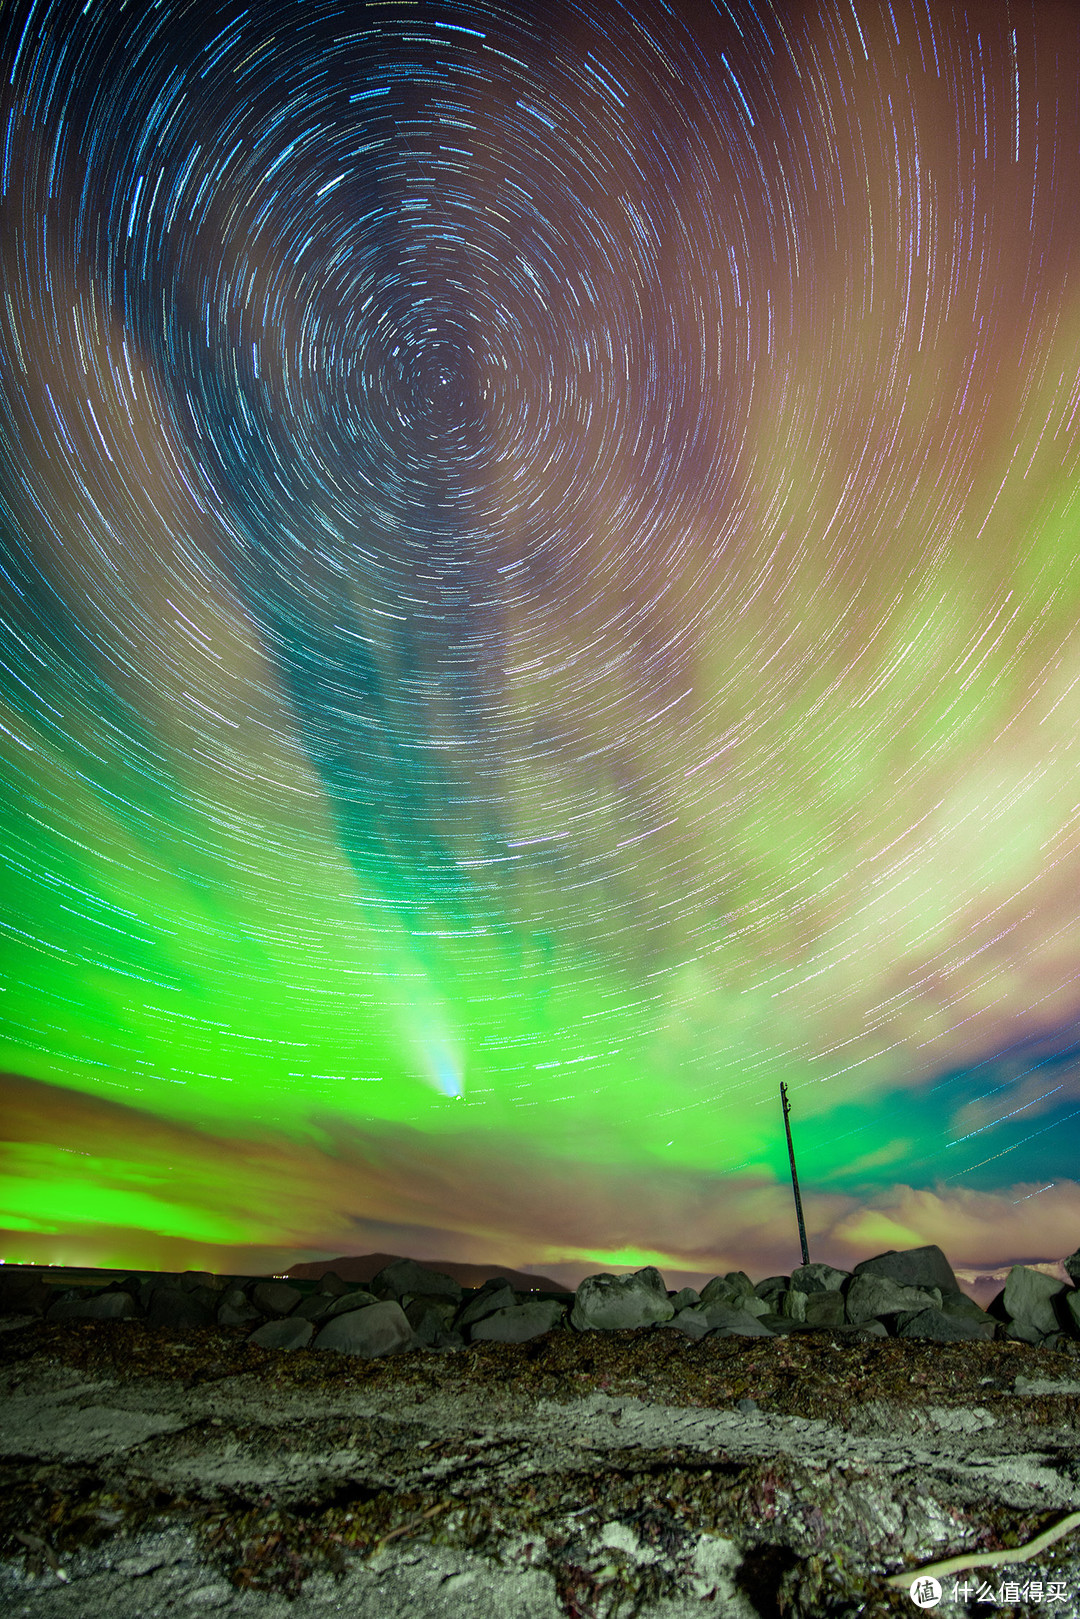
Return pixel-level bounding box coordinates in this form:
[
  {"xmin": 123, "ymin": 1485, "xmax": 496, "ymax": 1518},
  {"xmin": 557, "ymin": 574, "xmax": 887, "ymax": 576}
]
[{"xmin": 779, "ymin": 1081, "xmax": 810, "ymax": 1267}]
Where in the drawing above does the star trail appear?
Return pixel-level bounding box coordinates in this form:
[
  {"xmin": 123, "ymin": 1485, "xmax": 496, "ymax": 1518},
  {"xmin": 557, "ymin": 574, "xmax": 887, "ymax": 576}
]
[{"xmin": 2, "ymin": 0, "xmax": 1079, "ymax": 1280}]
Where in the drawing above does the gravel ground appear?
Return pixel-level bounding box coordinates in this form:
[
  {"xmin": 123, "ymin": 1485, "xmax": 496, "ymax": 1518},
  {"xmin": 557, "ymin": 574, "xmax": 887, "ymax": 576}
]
[{"xmin": 2, "ymin": 1317, "xmax": 1080, "ymax": 1618}]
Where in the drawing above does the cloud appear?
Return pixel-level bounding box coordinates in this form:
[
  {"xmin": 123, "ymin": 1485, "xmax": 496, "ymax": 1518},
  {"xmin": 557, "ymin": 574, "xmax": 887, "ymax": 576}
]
[{"xmin": 3, "ymin": 1072, "xmax": 1075, "ymax": 1286}]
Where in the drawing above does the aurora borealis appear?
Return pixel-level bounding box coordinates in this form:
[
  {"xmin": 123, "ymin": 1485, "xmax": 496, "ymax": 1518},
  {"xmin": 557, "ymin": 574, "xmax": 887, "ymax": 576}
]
[{"xmin": 2, "ymin": 0, "xmax": 1080, "ymax": 1285}]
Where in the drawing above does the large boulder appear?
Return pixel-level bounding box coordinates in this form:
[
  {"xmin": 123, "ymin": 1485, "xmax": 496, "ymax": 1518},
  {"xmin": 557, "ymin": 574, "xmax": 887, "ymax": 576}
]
[
  {"xmin": 312, "ymin": 1271, "xmax": 351, "ymax": 1296},
  {"xmin": 571, "ymin": 1269, "xmax": 674, "ymax": 1331},
  {"xmin": 404, "ymin": 1295, "xmax": 461, "ymax": 1347},
  {"xmin": 48, "ymin": 1290, "xmax": 138, "ymax": 1321},
  {"xmin": 753, "ymin": 1276, "xmax": 790, "ymax": 1303},
  {"xmin": 741, "ymin": 1294, "xmax": 770, "ymax": 1317},
  {"xmin": 456, "ymin": 1284, "xmax": 517, "ymax": 1332},
  {"xmin": 1001, "ymin": 1266, "xmax": 1066, "ymax": 1341},
  {"xmin": 844, "ymin": 1275, "xmax": 941, "ymax": 1326},
  {"xmin": 663, "ymin": 1307, "xmax": 714, "ymax": 1341},
  {"xmin": 803, "ymin": 1290, "xmax": 845, "ymax": 1329},
  {"xmin": 146, "ymin": 1288, "xmax": 216, "ymax": 1329},
  {"xmin": 313, "ymin": 1301, "xmax": 417, "ymax": 1357},
  {"xmin": 1063, "ymin": 1292, "xmax": 1080, "ymax": 1335},
  {"xmin": 108, "ymin": 1274, "xmax": 149, "ymax": 1299},
  {"xmin": 289, "ymin": 1292, "xmax": 340, "ymax": 1323},
  {"xmin": 320, "ymin": 1289, "xmax": 381, "ymax": 1319},
  {"xmin": 370, "ymin": 1259, "xmax": 463, "ymax": 1303},
  {"xmin": 844, "ymin": 1320, "xmax": 888, "ymax": 1338},
  {"xmin": 791, "ymin": 1263, "xmax": 850, "ymax": 1294},
  {"xmin": 178, "ymin": 1270, "xmax": 222, "ymax": 1293},
  {"xmin": 251, "ymin": 1281, "xmax": 303, "ymax": 1317},
  {"xmin": 1063, "ymin": 1249, "xmax": 1080, "ymax": 1286},
  {"xmin": 0, "ymin": 1274, "xmax": 51, "ymax": 1317},
  {"xmin": 248, "ymin": 1317, "xmax": 314, "ymax": 1351},
  {"xmin": 700, "ymin": 1273, "xmax": 756, "ymax": 1310},
  {"xmin": 701, "ymin": 1304, "xmax": 774, "ymax": 1337},
  {"xmin": 939, "ymin": 1293, "xmax": 996, "ymax": 1332},
  {"xmin": 139, "ymin": 1275, "xmax": 178, "ymax": 1312},
  {"xmin": 217, "ymin": 1287, "xmax": 262, "ymax": 1326},
  {"xmin": 851, "ymin": 1245, "xmax": 958, "ymax": 1295},
  {"xmin": 777, "ymin": 1289, "xmax": 807, "ymax": 1322},
  {"xmin": 897, "ymin": 1307, "xmax": 993, "ymax": 1343},
  {"xmin": 669, "ymin": 1287, "xmax": 700, "ymax": 1310},
  {"xmin": 404, "ymin": 1292, "xmax": 458, "ymax": 1322},
  {"xmin": 470, "ymin": 1300, "xmax": 566, "ymax": 1344}
]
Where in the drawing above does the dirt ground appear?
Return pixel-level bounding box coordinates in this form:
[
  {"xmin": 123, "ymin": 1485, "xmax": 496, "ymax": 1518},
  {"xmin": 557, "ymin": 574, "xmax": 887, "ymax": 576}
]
[{"xmin": 2, "ymin": 1316, "xmax": 1080, "ymax": 1618}]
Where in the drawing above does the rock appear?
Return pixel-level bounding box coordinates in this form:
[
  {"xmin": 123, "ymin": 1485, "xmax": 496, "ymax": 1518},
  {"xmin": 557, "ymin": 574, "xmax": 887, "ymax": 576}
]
[
  {"xmin": 48, "ymin": 1290, "xmax": 138, "ymax": 1321},
  {"xmin": 728, "ymin": 1269, "xmax": 754, "ymax": 1292},
  {"xmin": 405, "ymin": 1296, "xmax": 460, "ymax": 1346},
  {"xmin": 778, "ymin": 1289, "xmax": 807, "ymax": 1322},
  {"xmin": 803, "ymin": 1290, "xmax": 846, "ymax": 1329},
  {"xmin": 736, "ymin": 1398, "xmax": 759, "ymax": 1414},
  {"xmin": 571, "ymin": 1269, "xmax": 674, "ymax": 1331},
  {"xmin": 219, "ymin": 1302, "xmax": 262, "ymax": 1326},
  {"xmin": 700, "ymin": 1276, "xmax": 769, "ymax": 1317},
  {"xmin": 1002, "ymin": 1265, "xmax": 1066, "ymax": 1341},
  {"xmin": 743, "ymin": 1295, "xmax": 771, "ymax": 1317},
  {"xmin": 289, "ymin": 1293, "xmax": 339, "ymax": 1323},
  {"xmin": 472, "ymin": 1275, "xmax": 517, "ymax": 1296},
  {"xmin": 939, "ymin": 1294, "xmax": 996, "ymax": 1331},
  {"xmin": 407, "ymin": 1303, "xmax": 464, "ymax": 1348},
  {"xmin": 851, "ymin": 1245, "xmax": 959, "ymax": 1295},
  {"xmin": 251, "ymin": 1281, "xmax": 303, "ymax": 1317},
  {"xmin": 138, "ymin": 1275, "xmax": 177, "ymax": 1312},
  {"xmin": 404, "ymin": 1292, "xmax": 458, "ymax": 1320},
  {"xmin": 663, "ymin": 1307, "xmax": 714, "ymax": 1340},
  {"xmin": 897, "ymin": 1307, "xmax": 994, "ymax": 1342},
  {"xmin": 987, "ymin": 1287, "xmax": 1008, "ymax": 1321},
  {"xmin": 0, "ymin": 1275, "xmax": 52, "ymax": 1316},
  {"xmin": 306, "ymin": 1270, "xmax": 350, "ymax": 1296},
  {"xmin": 248, "ymin": 1317, "xmax": 314, "ymax": 1351},
  {"xmin": 1063, "ymin": 1249, "xmax": 1080, "ymax": 1286},
  {"xmin": 456, "ymin": 1284, "xmax": 517, "ymax": 1331},
  {"xmin": 669, "ymin": 1287, "xmax": 700, "ymax": 1309},
  {"xmin": 217, "ymin": 1287, "xmax": 261, "ymax": 1326},
  {"xmin": 146, "ymin": 1288, "xmax": 216, "ymax": 1329},
  {"xmin": 107, "ymin": 1274, "xmax": 148, "ymax": 1298},
  {"xmin": 187, "ymin": 1285, "xmax": 223, "ymax": 1314},
  {"xmin": 470, "ymin": 1300, "xmax": 566, "ymax": 1343},
  {"xmin": 320, "ymin": 1289, "xmax": 380, "ymax": 1318},
  {"xmin": 1064, "ymin": 1292, "xmax": 1080, "ymax": 1335},
  {"xmin": 701, "ymin": 1304, "xmax": 775, "ymax": 1337},
  {"xmin": 844, "ymin": 1274, "xmax": 941, "ymax": 1326},
  {"xmin": 790, "ymin": 1263, "xmax": 849, "ymax": 1294},
  {"xmin": 370, "ymin": 1259, "xmax": 463, "ymax": 1303},
  {"xmin": 813, "ymin": 1319, "xmax": 888, "ymax": 1339},
  {"xmin": 753, "ymin": 1276, "xmax": 790, "ymax": 1302},
  {"xmin": 313, "ymin": 1300, "xmax": 417, "ymax": 1357},
  {"xmin": 757, "ymin": 1312, "xmax": 795, "ymax": 1334},
  {"xmin": 179, "ymin": 1271, "xmax": 221, "ymax": 1292},
  {"xmin": 700, "ymin": 1272, "xmax": 754, "ymax": 1308}
]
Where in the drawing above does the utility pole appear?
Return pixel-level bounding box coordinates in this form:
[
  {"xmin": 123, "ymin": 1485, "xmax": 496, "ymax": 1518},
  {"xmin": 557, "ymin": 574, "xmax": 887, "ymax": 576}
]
[{"xmin": 779, "ymin": 1082, "xmax": 810, "ymax": 1267}]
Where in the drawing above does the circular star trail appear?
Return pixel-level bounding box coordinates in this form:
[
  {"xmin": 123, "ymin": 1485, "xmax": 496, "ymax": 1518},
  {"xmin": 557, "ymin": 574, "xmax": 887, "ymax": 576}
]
[{"xmin": 2, "ymin": 0, "xmax": 1080, "ymax": 1274}]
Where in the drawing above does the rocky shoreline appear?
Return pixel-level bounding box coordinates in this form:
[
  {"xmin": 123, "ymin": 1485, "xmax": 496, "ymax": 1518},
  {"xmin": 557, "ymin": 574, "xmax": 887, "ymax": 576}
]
[
  {"xmin": 5, "ymin": 1242, "xmax": 1079, "ymax": 1355},
  {"xmin": 2, "ymin": 1244, "xmax": 1080, "ymax": 1617}
]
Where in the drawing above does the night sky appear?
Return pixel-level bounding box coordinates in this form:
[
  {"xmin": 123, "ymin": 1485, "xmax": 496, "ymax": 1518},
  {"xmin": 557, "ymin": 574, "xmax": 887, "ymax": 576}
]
[{"xmin": 1, "ymin": 0, "xmax": 1079, "ymax": 1284}]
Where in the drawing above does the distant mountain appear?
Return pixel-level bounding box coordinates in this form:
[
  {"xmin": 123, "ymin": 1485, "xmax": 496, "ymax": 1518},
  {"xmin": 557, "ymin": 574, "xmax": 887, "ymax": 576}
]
[
  {"xmin": 952, "ymin": 1259, "xmax": 1069, "ymax": 1307},
  {"xmin": 285, "ymin": 1252, "xmax": 568, "ymax": 1292}
]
